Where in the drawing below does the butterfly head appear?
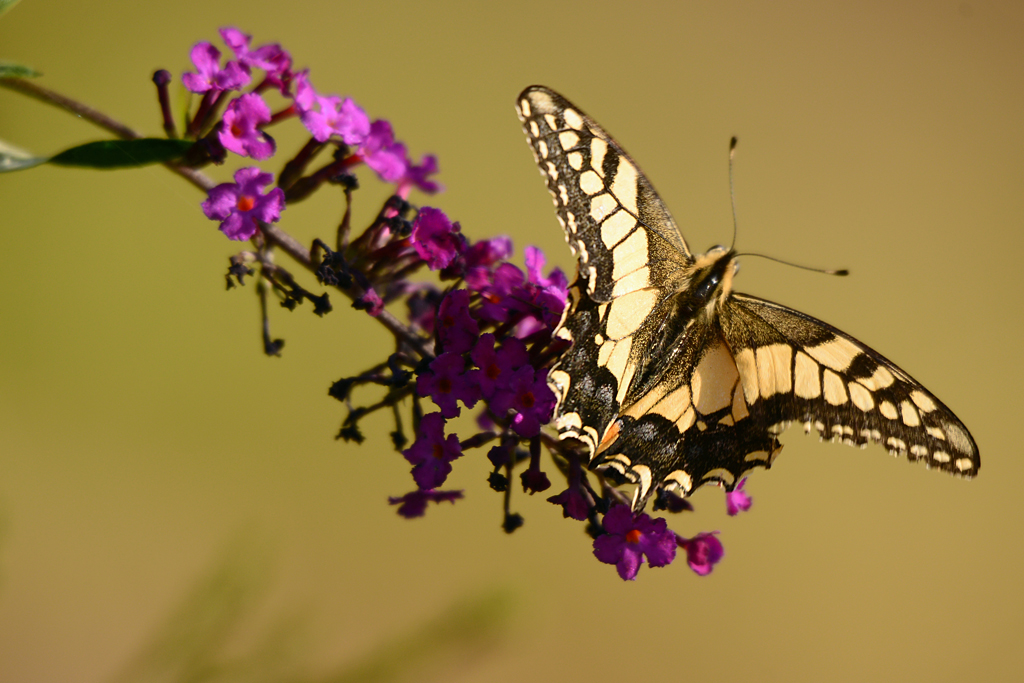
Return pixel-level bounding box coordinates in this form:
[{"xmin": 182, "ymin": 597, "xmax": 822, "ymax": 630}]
[{"xmin": 684, "ymin": 246, "xmax": 738, "ymax": 317}]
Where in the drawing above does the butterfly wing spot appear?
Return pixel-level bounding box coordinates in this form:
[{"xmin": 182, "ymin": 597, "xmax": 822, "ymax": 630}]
[
  {"xmin": 691, "ymin": 343, "xmax": 740, "ymax": 415},
  {"xmin": 605, "ymin": 288, "xmax": 659, "ymax": 340},
  {"xmin": 943, "ymin": 421, "xmax": 975, "ymax": 455},
  {"xmin": 735, "ymin": 348, "xmax": 760, "ymax": 404},
  {"xmin": 590, "ymin": 193, "xmax": 617, "ymax": 222},
  {"xmin": 910, "ymin": 390, "xmax": 937, "ymax": 413},
  {"xmin": 823, "ymin": 369, "xmax": 849, "ymax": 405},
  {"xmin": 629, "ymin": 464, "xmax": 655, "ymax": 507},
  {"xmin": 887, "ymin": 436, "xmax": 908, "ymax": 452},
  {"xmin": 754, "ymin": 343, "xmax": 793, "ymax": 398},
  {"xmin": 611, "ymin": 228, "xmax": 649, "ymax": 281},
  {"xmin": 805, "ymin": 336, "xmax": 863, "ymax": 373},
  {"xmin": 955, "ymin": 458, "xmax": 974, "ymax": 472},
  {"xmin": 567, "ymin": 151, "xmax": 583, "ymax": 170},
  {"xmin": 848, "ymin": 381, "xmax": 875, "ymax": 412},
  {"xmin": 794, "ymin": 351, "xmax": 822, "ymax": 399},
  {"xmin": 558, "ymin": 107, "xmax": 583, "ymax": 130},
  {"xmin": 579, "ymin": 170, "xmax": 603, "ymax": 195},
  {"xmin": 664, "ymin": 469, "xmax": 694, "ymax": 494},
  {"xmin": 879, "ymin": 400, "xmax": 898, "ymax": 420},
  {"xmin": 559, "ymin": 130, "xmax": 580, "ymax": 150},
  {"xmin": 858, "ymin": 365, "xmax": 895, "ymax": 391},
  {"xmin": 600, "ymin": 210, "xmax": 635, "ymax": 249},
  {"xmin": 556, "ymin": 410, "xmax": 582, "ymax": 431},
  {"xmin": 900, "ymin": 400, "xmax": 921, "ymax": 427},
  {"xmin": 610, "ymin": 158, "xmax": 639, "ymax": 214},
  {"xmin": 590, "ymin": 137, "xmax": 607, "ymax": 173}
]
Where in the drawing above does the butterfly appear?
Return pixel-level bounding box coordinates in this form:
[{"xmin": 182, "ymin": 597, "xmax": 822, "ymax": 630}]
[{"xmin": 515, "ymin": 85, "xmax": 979, "ymax": 511}]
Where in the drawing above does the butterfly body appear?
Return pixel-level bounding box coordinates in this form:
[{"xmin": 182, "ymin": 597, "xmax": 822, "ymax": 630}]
[{"xmin": 516, "ymin": 85, "xmax": 979, "ymax": 510}]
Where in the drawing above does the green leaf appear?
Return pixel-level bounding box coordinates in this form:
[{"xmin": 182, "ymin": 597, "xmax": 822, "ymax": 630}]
[
  {"xmin": 0, "ymin": 60, "xmax": 39, "ymax": 77},
  {"xmin": 0, "ymin": 0, "xmax": 22, "ymax": 19},
  {"xmin": 0, "ymin": 138, "xmax": 47, "ymax": 172},
  {"xmin": 48, "ymin": 138, "xmax": 194, "ymax": 169}
]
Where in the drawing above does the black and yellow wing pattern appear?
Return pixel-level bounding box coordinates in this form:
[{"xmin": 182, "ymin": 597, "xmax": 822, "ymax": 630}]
[{"xmin": 515, "ymin": 85, "xmax": 979, "ymax": 510}]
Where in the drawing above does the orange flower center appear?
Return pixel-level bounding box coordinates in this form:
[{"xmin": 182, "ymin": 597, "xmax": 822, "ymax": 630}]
[
  {"xmin": 236, "ymin": 195, "xmax": 256, "ymax": 212},
  {"xmin": 625, "ymin": 529, "xmax": 642, "ymax": 544}
]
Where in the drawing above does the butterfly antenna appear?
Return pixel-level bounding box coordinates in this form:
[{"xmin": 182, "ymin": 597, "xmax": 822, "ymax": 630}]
[
  {"xmin": 735, "ymin": 252, "xmax": 849, "ymax": 276},
  {"xmin": 729, "ymin": 137, "xmax": 739, "ymax": 251}
]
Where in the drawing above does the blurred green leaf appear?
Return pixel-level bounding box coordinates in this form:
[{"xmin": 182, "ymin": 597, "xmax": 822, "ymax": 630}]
[
  {"xmin": 0, "ymin": 138, "xmax": 46, "ymax": 171},
  {"xmin": 0, "ymin": 0, "xmax": 21, "ymax": 18},
  {"xmin": 48, "ymin": 138, "xmax": 194, "ymax": 169},
  {"xmin": 0, "ymin": 60, "xmax": 39, "ymax": 77}
]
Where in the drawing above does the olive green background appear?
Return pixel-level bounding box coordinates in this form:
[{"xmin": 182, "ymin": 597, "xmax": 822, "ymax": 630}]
[{"xmin": 2, "ymin": 1, "xmax": 1022, "ymax": 681}]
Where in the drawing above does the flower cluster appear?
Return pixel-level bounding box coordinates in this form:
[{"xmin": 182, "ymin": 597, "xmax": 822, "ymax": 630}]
[
  {"xmin": 172, "ymin": 27, "xmax": 441, "ymax": 241},
  {"xmin": 138, "ymin": 27, "xmax": 755, "ymax": 580}
]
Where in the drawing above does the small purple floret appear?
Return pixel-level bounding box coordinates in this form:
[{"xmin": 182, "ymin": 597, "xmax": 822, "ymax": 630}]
[
  {"xmin": 416, "ymin": 352, "xmax": 479, "ymax": 419},
  {"xmin": 359, "ymin": 120, "xmax": 408, "ymax": 183},
  {"xmin": 403, "ymin": 413, "xmax": 463, "ymax": 489},
  {"xmin": 410, "ymin": 207, "xmax": 463, "ymax": 270},
  {"xmin": 399, "ymin": 154, "xmax": 442, "ymax": 196},
  {"xmin": 201, "ymin": 167, "xmax": 284, "ymax": 241},
  {"xmin": 388, "ymin": 489, "xmax": 463, "ymax": 518},
  {"xmin": 593, "ymin": 506, "xmax": 677, "ymax": 581},
  {"xmin": 726, "ymin": 477, "xmax": 753, "ymax": 516},
  {"xmin": 435, "ymin": 290, "xmax": 479, "ymax": 354},
  {"xmin": 182, "ymin": 42, "xmax": 250, "ymax": 93},
  {"xmin": 678, "ymin": 532, "xmax": 725, "ymax": 576},
  {"xmin": 469, "ymin": 334, "xmax": 529, "ymax": 399},
  {"xmin": 220, "ymin": 27, "xmax": 291, "ymax": 77},
  {"xmin": 491, "ymin": 366, "xmax": 556, "ymax": 438},
  {"xmin": 294, "ymin": 72, "xmax": 370, "ymax": 145},
  {"xmin": 219, "ymin": 93, "xmax": 276, "ymax": 160}
]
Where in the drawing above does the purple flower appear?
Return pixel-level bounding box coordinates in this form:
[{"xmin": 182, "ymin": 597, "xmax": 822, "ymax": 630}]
[
  {"xmin": 218, "ymin": 93, "xmax": 275, "ymax": 160},
  {"xmin": 593, "ymin": 506, "xmax": 677, "ymax": 581},
  {"xmin": 182, "ymin": 42, "xmax": 250, "ymax": 93},
  {"xmin": 521, "ymin": 467, "xmax": 551, "ymax": 494},
  {"xmin": 219, "ymin": 27, "xmax": 291, "ymax": 77},
  {"xmin": 359, "ymin": 120, "xmax": 408, "ymax": 182},
  {"xmin": 435, "ymin": 290, "xmax": 479, "ymax": 354},
  {"xmin": 356, "ymin": 287, "xmax": 384, "ymax": 316},
  {"xmin": 726, "ymin": 477, "xmax": 752, "ymax": 516},
  {"xmin": 293, "ymin": 74, "xmax": 370, "ymax": 145},
  {"xmin": 416, "ymin": 352, "xmax": 479, "ymax": 419},
  {"xmin": 678, "ymin": 532, "xmax": 724, "ymax": 576},
  {"xmin": 403, "ymin": 412, "xmax": 463, "ymax": 489},
  {"xmin": 547, "ymin": 485, "xmax": 590, "ymax": 520},
  {"xmin": 473, "ymin": 263, "xmax": 526, "ymax": 323},
  {"xmin": 547, "ymin": 457, "xmax": 591, "ymax": 521},
  {"xmin": 469, "ymin": 334, "xmax": 529, "ymax": 399},
  {"xmin": 410, "ymin": 207, "xmax": 463, "ymax": 270},
  {"xmin": 388, "ymin": 489, "xmax": 463, "ymax": 518},
  {"xmin": 464, "ymin": 236, "xmax": 513, "ymax": 271},
  {"xmin": 490, "ymin": 366, "xmax": 556, "ymax": 437},
  {"xmin": 398, "ymin": 154, "xmax": 442, "ymax": 196},
  {"xmin": 201, "ymin": 167, "xmax": 285, "ymax": 240}
]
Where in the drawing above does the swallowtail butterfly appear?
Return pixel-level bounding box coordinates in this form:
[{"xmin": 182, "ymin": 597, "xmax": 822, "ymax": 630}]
[{"xmin": 516, "ymin": 85, "xmax": 979, "ymax": 511}]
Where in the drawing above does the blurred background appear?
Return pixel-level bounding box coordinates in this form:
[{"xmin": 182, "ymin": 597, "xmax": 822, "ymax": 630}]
[{"xmin": 1, "ymin": 1, "xmax": 1022, "ymax": 681}]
